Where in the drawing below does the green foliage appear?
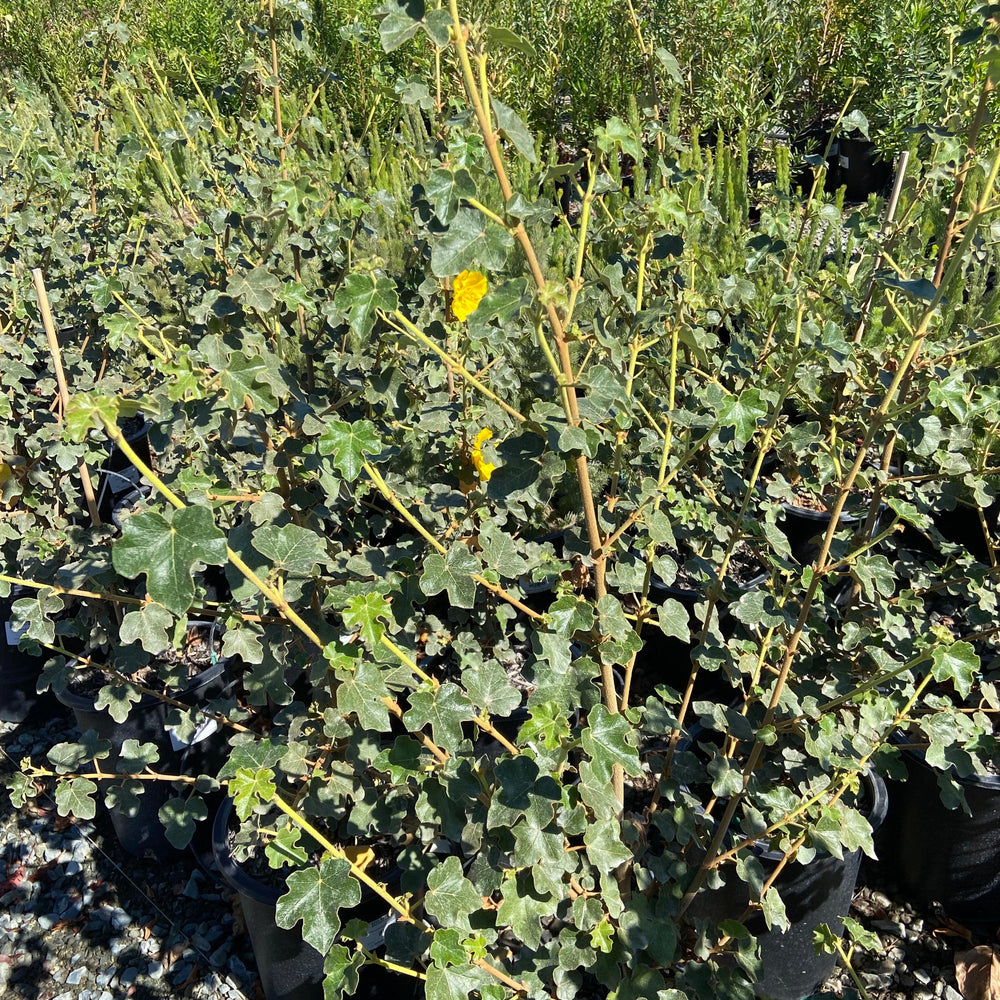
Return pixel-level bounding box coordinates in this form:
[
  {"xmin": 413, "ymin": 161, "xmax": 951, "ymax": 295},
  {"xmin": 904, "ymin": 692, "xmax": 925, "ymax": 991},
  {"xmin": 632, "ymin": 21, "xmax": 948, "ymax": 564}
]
[{"xmin": 5, "ymin": 3, "xmax": 1000, "ymax": 999}]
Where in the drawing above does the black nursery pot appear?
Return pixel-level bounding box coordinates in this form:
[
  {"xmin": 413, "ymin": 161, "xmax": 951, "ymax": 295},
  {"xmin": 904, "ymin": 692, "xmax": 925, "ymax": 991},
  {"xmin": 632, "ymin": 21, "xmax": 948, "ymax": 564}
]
[
  {"xmin": 686, "ymin": 769, "xmax": 888, "ymax": 1000},
  {"xmin": 778, "ymin": 501, "xmax": 887, "ymax": 566},
  {"xmin": 56, "ymin": 649, "xmax": 229, "ymax": 858},
  {"xmin": 875, "ymin": 733, "xmax": 1000, "ymax": 926},
  {"xmin": 212, "ymin": 797, "xmax": 424, "ymax": 1000},
  {"xmin": 95, "ymin": 415, "xmax": 153, "ymax": 521},
  {"xmin": 0, "ymin": 588, "xmax": 58, "ymax": 723}
]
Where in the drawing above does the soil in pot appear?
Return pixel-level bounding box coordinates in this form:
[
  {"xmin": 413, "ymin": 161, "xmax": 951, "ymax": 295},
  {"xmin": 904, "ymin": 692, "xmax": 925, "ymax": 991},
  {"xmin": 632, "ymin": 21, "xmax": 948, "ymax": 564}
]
[
  {"xmin": 213, "ymin": 797, "xmax": 425, "ymax": 1000},
  {"xmin": 56, "ymin": 622, "xmax": 233, "ymax": 858}
]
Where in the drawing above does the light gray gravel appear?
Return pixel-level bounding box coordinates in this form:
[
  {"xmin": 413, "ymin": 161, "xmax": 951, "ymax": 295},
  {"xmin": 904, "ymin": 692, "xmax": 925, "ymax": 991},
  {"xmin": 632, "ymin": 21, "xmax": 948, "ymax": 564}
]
[{"xmin": 0, "ymin": 706, "xmax": 259, "ymax": 1000}]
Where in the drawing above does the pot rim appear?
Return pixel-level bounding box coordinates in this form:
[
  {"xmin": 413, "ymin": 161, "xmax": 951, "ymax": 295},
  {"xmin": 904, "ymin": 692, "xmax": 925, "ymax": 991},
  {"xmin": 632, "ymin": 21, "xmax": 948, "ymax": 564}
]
[
  {"xmin": 211, "ymin": 796, "xmax": 402, "ymax": 909},
  {"xmin": 55, "ymin": 619, "xmax": 230, "ymax": 713},
  {"xmin": 890, "ymin": 729, "xmax": 1000, "ymax": 792}
]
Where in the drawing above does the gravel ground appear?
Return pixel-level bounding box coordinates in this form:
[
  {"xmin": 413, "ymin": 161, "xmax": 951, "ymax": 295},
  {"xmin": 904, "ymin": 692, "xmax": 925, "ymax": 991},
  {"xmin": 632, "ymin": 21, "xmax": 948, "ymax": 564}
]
[
  {"xmin": 0, "ymin": 702, "xmax": 259, "ymax": 1000},
  {"xmin": 1, "ymin": 700, "xmax": 996, "ymax": 1000}
]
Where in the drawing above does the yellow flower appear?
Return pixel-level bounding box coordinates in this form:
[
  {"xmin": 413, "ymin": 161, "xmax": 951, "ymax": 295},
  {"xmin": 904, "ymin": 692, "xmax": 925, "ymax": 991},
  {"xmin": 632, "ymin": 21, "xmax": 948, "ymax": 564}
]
[
  {"xmin": 471, "ymin": 428, "xmax": 497, "ymax": 482},
  {"xmin": 452, "ymin": 270, "xmax": 487, "ymax": 321}
]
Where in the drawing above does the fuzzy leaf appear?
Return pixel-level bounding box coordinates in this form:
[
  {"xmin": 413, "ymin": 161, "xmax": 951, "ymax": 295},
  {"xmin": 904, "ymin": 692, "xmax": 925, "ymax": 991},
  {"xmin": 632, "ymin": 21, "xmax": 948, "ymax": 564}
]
[
  {"xmin": 425, "ymin": 168, "xmax": 476, "ymax": 226},
  {"xmin": 378, "ymin": 0, "xmax": 424, "ymax": 51},
  {"xmin": 116, "ymin": 739, "xmax": 160, "ymax": 774},
  {"xmin": 581, "ymin": 705, "xmax": 642, "ymax": 777},
  {"xmin": 335, "ymin": 661, "xmax": 391, "ymax": 731},
  {"xmin": 55, "ymin": 777, "xmax": 98, "ymax": 820},
  {"xmin": 430, "ymin": 207, "xmax": 512, "ymax": 277},
  {"xmin": 322, "ymin": 945, "xmax": 364, "ymax": 1000},
  {"xmin": 420, "ymin": 545, "xmax": 480, "ymax": 608},
  {"xmin": 113, "ymin": 506, "xmax": 227, "ymax": 615},
  {"xmin": 95, "ymin": 681, "xmax": 142, "ymax": 724},
  {"xmin": 656, "ymin": 598, "xmax": 691, "ymax": 641},
  {"xmin": 334, "ymin": 273, "xmax": 398, "ymax": 339},
  {"xmin": 119, "ymin": 603, "xmax": 175, "ymax": 654},
  {"xmin": 424, "ymin": 964, "xmax": 493, "ymax": 1000},
  {"xmin": 158, "ymin": 796, "xmax": 207, "ymax": 850},
  {"xmin": 463, "ymin": 661, "xmax": 521, "ymax": 718},
  {"xmin": 277, "ymin": 858, "xmax": 362, "ymax": 954},
  {"xmin": 424, "ymin": 856, "xmax": 481, "ymax": 933},
  {"xmin": 490, "ymin": 98, "xmax": 537, "ymax": 163},
  {"xmin": 229, "ymin": 266, "xmax": 280, "ymax": 314},
  {"xmin": 931, "ymin": 641, "xmax": 980, "ymax": 700},
  {"xmin": 219, "ymin": 739, "xmax": 285, "ymax": 779},
  {"xmin": 404, "ymin": 682, "xmax": 475, "ymax": 747},
  {"xmin": 252, "ymin": 523, "xmax": 327, "ymax": 575},
  {"xmin": 317, "ymin": 419, "xmax": 381, "ymax": 482}
]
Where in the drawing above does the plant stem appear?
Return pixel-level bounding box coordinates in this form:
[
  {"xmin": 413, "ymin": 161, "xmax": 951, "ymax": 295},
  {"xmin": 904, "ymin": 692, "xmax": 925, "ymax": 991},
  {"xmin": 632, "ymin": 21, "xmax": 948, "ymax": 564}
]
[{"xmin": 32, "ymin": 269, "xmax": 102, "ymax": 527}]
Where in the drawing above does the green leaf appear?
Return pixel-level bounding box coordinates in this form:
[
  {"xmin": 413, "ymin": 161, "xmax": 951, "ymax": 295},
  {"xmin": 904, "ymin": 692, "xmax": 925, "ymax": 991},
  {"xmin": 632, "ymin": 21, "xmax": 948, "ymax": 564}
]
[
  {"xmin": 334, "ymin": 273, "xmax": 398, "ymax": 339},
  {"xmin": 342, "ymin": 592, "xmax": 392, "ymax": 647},
  {"xmin": 119, "ymin": 603, "xmax": 175, "ymax": 654},
  {"xmin": 55, "ymin": 777, "xmax": 98, "ymax": 820},
  {"xmin": 420, "ymin": 545, "xmax": 480, "ymax": 608},
  {"xmin": 219, "ymin": 738, "xmax": 285, "ymax": 779},
  {"xmin": 378, "ymin": 0, "xmax": 425, "ymax": 51},
  {"xmin": 546, "ymin": 595, "xmax": 595, "ymax": 636},
  {"xmin": 322, "ymin": 945, "xmax": 364, "ymax": 1000},
  {"xmin": 931, "ymin": 641, "xmax": 979, "ymax": 699},
  {"xmin": 116, "ymin": 739, "xmax": 160, "ymax": 774},
  {"xmin": 424, "ymin": 964, "xmax": 493, "ymax": 1000},
  {"xmin": 95, "ymin": 681, "xmax": 142, "ymax": 724},
  {"xmin": 760, "ymin": 885, "xmax": 788, "ymax": 931},
  {"xmin": 595, "ymin": 117, "xmax": 641, "ymax": 162},
  {"xmin": 496, "ymin": 870, "xmax": 554, "ymax": 950},
  {"xmin": 720, "ymin": 388, "xmax": 768, "ymax": 446},
  {"xmin": 424, "ymin": 856, "xmax": 481, "ymax": 933},
  {"xmin": 335, "ymin": 661, "xmax": 391, "ymax": 731},
  {"xmin": 881, "ymin": 273, "xmax": 940, "ymax": 302},
  {"xmin": 317, "ymin": 419, "xmax": 381, "ymax": 482},
  {"xmin": 47, "ymin": 733, "xmax": 111, "ymax": 773},
  {"xmin": 425, "ymin": 168, "xmax": 476, "ymax": 226},
  {"xmin": 478, "ymin": 520, "xmax": 528, "ymax": 579},
  {"xmin": 218, "ymin": 352, "xmax": 280, "ymax": 412},
  {"xmin": 222, "ymin": 624, "xmax": 265, "ymax": 665},
  {"xmin": 276, "ymin": 858, "xmax": 362, "ymax": 954},
  {"xmin": 230, "ymin": 766, "xmax": 276, "ymax": 821},
  {"xmin": 581, "ymin": 706, "xmax": 642, "ymax": 778},
  {"xmin": 656, "ymin": 598, "xmax": 690, "ymax": 642},
  {"xmin": 113, "ymin": 506, "xmax": 227, "ymax": 615},
  {"xmin": 252, "ymin": 523, "xmax": 327, "ymax": 575},
  {"xmin": 430, "ymin": 207, "xmax": 513, "ymax": 277},
  {"xmin": 158, "ymin": 796, "xmax": 207, "ymax": 850},
  {"xmin": 430, "ymin": 927, "xmax": 467, "ymax": 968},
  {"xmin": 463, "ymin": 661, "xmax": 521, "ymax": 718},
  {"xmin": 404, "ymin": 682, "xmax": 475, "ymax": 747},
  {"xmin": 484, "ymin": 25, "xmax": 537, "ymax": 60},
  {"xmin": 229, "ymin": 266, "xmax": 281, "ymax": 314},
  {"xmin": 490, "ymin": 98, "xmax": 537, "ymax": 163},
  {"xmin": 851, "ymin": 554, "xmax": 895, "ymax": 600},
  {"xmin": 266, "ymin": 826, "xmax": 310, "ymax": 868}
]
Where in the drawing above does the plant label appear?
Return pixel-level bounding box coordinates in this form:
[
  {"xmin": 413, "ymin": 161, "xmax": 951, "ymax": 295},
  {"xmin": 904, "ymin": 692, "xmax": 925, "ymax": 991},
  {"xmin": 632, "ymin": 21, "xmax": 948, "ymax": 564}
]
[
  {"xmin": 167, "ymin": 716, "xmax": 218, "ymax": 752},
  {"xmin": 358, "ymin": 911, "xmax": 398, "ymax": 950},
  {"xmin": 4, "ymin": 621, "xmax": 28, "ymax": 646}
]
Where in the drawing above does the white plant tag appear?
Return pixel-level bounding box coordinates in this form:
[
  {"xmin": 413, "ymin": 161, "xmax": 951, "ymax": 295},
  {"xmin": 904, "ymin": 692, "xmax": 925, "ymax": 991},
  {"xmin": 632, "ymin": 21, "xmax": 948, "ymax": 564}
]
[
  {"xmin": 167, "ymin": 716, "xmax": 218, "ymax": 752},
  {"xmin": 4, "ymin": 621, "xmax": 28, "ymax": 646},
  {"xmin": 358, "ymin": 911, "xmax": 398, "ymax": 951}
]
